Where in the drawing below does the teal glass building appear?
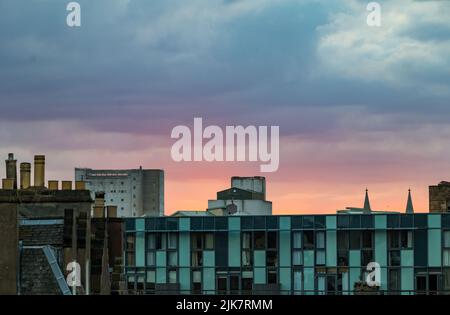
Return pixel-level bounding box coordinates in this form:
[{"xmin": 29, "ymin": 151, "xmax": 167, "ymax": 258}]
[{"xmin": 124, "ymin": 214, "xmax": 450, "ymax": 295}]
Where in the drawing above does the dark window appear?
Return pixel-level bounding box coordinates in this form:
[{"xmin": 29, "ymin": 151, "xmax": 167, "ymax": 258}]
[
  {"xmin": 389, "ymin": 231, "xmax": 400, "ymax": 249},
  {"xmin": 191, "ymin": 218, "xmax": 202, "ymax": 230},
  {"xmin": 337, "ymin": 216, "xmax": 350, "ymax": 228},
  {"xmin": 338, "ymin": 251, "xmax": 348, "ymax": 266},
  {"xmin": 156, "ymin": 218, "xmax": 166, "ymax": 230},
  {"xmin": 389, "ymin": 269, "xmax": 400, "ymax": 293},
  {"xmin": 389, "ymin": 251, "xmax": 401, "ymax": 266},
  {"xmin": 267, "ymin": 232, "xmax": 277, "ymax": 249},
  {"xmin": 414, "ymin": 214, "xmax": 427, "ymax": 228},
  {"xmin": 166, "ymin": 218, "xmax": 178, "ymax": 230},
  {"xmin": 303, "ymin": 231, "xmax": 314, "ymax": 249},
  {"xmin": 350, "ymin": 215, "xmax": 360, "ymax": 228},
  {"xmin": 362, "ymin": 231, "xmax": 373, "ymax": 249},
  {"xmin": 387, "ymin": 215, "xmax": 399, "ymax": 228},
  {"xmin": 215, "ymin": 217, "xmax": 228, "ymax": 230},
  {"xmin": 361, "ymin": 250, "xmax": 373, "ymax": 266},
  {"xmin": 303, "ymin": 216, "xmax": 314, "ymax": 229},
  {"xmin": 126, "ymin": 219, "xmax": 136, "ymax": 230},
  {"xmin": 215, "ymin": 232, "xmax": 228, "ymax": 267},
  {"xmin": 349, "ymin": 231, "xmax": 360, "ymax": 250},
  {"xmin": 337, "ymin": 231, "xmax": 349, "ymax": 250},
  {"xmin": 203, "ymin": 217, "xmax": 214, "ymax": 230},
  {"xmin": 268, "ymin": 270, "xmax": 277, "ymax": 284},
  {"xmin": 145, "ymin": 218, "xmax": 155, "ymax": 230},
  {"xmin": 242, "ymin": 217, "xmax": 253, "ymax": 230},
  {"xmin": 266, "ymin": 216, "xmax": 278, "ymax": 229},
  {"xmin": 254, "ymin": 232, "xmax": 266, "ymax": 249},
  {"xmin": 361, "ymin": 215, "xmax": 373, "ymax": 228},
  {"xmin": 315, "ymin": 216, "xmax": 326, "ymax": 229},
  {"xmin": 400, "ymin": 214, "xmax": 413, "ymax": 228},
  {"xmin": 292, "ymin": 216, "xmax": 302, "ymax": 229},
  {"xmin": 254, "ymin": 216, "xmax": 265, "ymax": 229},
  {"xmin": 266, "ymin": 251, "xmax": 278, "ymax": 267}
]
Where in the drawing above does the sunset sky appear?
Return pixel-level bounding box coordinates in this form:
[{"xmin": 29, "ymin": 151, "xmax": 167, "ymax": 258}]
[{"xmin": 1, "ymin": 0, "xmax": 450, "ymax": 214}]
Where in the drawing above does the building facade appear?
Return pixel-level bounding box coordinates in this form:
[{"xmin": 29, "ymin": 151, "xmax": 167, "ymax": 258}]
[
  {"xmin": 75, "ymin": 168, "xmax": 164, "ymax": 217},
  {"xmin": 124, "ymin": 214, "xmax": 450, "ymax": 295}
]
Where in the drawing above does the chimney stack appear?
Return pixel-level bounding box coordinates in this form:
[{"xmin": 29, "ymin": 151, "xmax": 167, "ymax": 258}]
[
  {"xmin": 34, "ymin": 155, "xmax": 45, "ymax": 187},
  {"xmin": 20, "ymin": 162, "xmax": 31, "ymax": 189},
  {"xmin": 5, "ymin": 153, "xmax": 17, "ymax": 189}
]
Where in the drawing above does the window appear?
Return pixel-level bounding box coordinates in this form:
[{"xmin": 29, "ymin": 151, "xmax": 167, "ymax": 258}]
[
  {"xmin": 266, "ymin": 251, "xmax": 278, "ymax": 267},
  {"xmin": 389, "ymin": 269, "xmax": 401, "ymax": 293},
  {"xmin": 267, "ymin": 232, "xmax": 277, "ymax": 249},
  {"xmin": 156, "ymin": 233, "xmax": 166, "ymax": 250},
  {"xmin": 337, "ymin": 231, "xmax": 349, "ymax": 251},
  {"xmin": 147, "ymin": 234, "xmax": 156, "ymax": 249},
  {"xmin": 349, "ymin": 231, "xmax": 360, "ymax": 250},
  {"xmin": 389, "ymin": 251, "xmax": 401, "ymax": 266},
  {"xmin": 204, "ymin": 233, "xmax": 214, "ymax": 250},
  {"xmin": 444, "ymin": 231, "xmax": 450, "ymax": 266},
  {"xmin": 293, "ymin": 250, "xmax": 303, "ymax": 266},
  {"xmin": 316, "ymin": 231, "xmax": 325, "ymax": 249},
  {"xmin": 146, "ymin": 252, "xmax": 155, "ymax": 266},
  {"xmin": 303, "ymin": 231, "xmax": 314, "ymax": 249},
  {"xmin": 268, "ymin": 270, "xmax": 277, "ymax": 284},
  {"xmin": 168, "ymin": 252, "xmax": 177, "ymax": 267},
  {"xmin": 389, "ymin": 231, "xmax": 400, "ymax": 249},
  {"xmin": 192, "ymin": 270, "xmax": 202, "ymax": 294},
  {"xmin": 242, "ymin": 232, "xmax": 252, "ymax": 249},
  {"xmin": 254, "ymin": 232, "xmax": 265, "ymax": 249},
  {"xmin": 168, "ymin": 233, "xmax": 178, "ymax": 249},
  {"xmin": 168, "ymin": 270, "xmax": 177, "ymax": 284},
  {"xmin": 192, "ymin": 233, "xmax": 203, "ymax": 250},
  {"xmin": 242, "ymin": 272, "xmax": 253, "ymax": 294},
  {"xmin": 127, "ymin": 234, "xmax": 136, "ymax": 251},
  {"xmin": 192, "ymin": 251, "xmax": 203, "ymax": 267},
  {"xmin": 242, "ymin": 251, "xmax": 253, "ymax": 267},
  {"xmin": 316, "ymin": 250, "xmax": 326, "ymax": 265},
  {"xmin": 293, "ymin": 270, "xmax": 302, "ymax": 294},
  {"xmin": 362, "ymin": 231, "xmax": 373, "ymax": 249},
  {"xmin": 293, "ymin": 232, "xmax": 302, "ymax": 249},
  {"xmin": 400, "ymin": 231, "xmax": 413, "ymax": 249}
]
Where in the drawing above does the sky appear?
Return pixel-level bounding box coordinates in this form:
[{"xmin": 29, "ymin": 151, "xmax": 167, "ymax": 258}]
[{"xmin": 1, "ymin": 0, "xmax": 450, "ymax": 214}]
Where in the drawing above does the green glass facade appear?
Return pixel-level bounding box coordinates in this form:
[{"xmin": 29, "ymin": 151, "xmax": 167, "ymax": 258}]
[{"xmin": 124, "ymin": 214, "xmax": 450, "ymax": 295}]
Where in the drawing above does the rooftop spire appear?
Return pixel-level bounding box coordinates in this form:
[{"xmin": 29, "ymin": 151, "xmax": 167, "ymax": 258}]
[
  {"xmin": 363, "ymin": 188, "xmax": 371, "ymax": 213},
  {"xmin": 406, "ymin": 188, "xmax": 414, "ymax": 214}
]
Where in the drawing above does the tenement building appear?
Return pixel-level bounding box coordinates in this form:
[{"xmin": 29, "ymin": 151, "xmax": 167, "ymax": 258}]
[{"xmin": 75, "ymin": 167, "xmax": 164, "ymax": 217}]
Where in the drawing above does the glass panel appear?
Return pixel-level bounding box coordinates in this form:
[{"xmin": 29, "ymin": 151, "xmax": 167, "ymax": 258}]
[
  {"xmin": 444, "ymin": 231, "xmax": 450, "ymax": 248},
  {"xmin": 204, "ymin": 233, "xmax": 214, "ymax": 249},
  {"xmin": 193, "ymin": 270, "xmax": 202, "ymax": 283},
  {"xmin": 168, "ymin": 251, "xmax": 177, "ymax": 266},
  {"xmin": 293, "ymin": 271, "xmax": 302, "ymax": 294},
  {"xmin": 293, "ymin": 250, "xmax": 303, "ymax": 266},
  {"xmin": 303, "ymin": 216, "xmax": 314, "ymax": 228},
  {"xmin": 362, "ymin": 231, "xmax": 372, "ymax": 249},
  {"xmin": 349, "ymin": 231, "xmax": 360, "ymax": 250},
  {"xmin": 168, "ymin": 233, "xmax": 177, "ymax": 249},
  {"xmin": 146, "ymin": 252, "xmax": 155, "ymax": 266},
  {"xmin": 242, "ymin": 232, "xmax": 252, "ymax": 249},
  {"xmin": 303, "ymin": 231, "xmax": 314, "ymax": 249},
  {"xmin": 168, "ymin": 270, "xmax": 177, "ymax": 284},
  {"xmin": 254, "ymin": 231, "xmax": 266, "ymax": 249},
  {"xmin": 389, "ymin": 251, "xmax": 401, "ymax": 266},
  {"xmin": 401, "ymin": 230, "xmax": 413, "ymax": 249},
  {"xmin": 267, "ymin": 231, "xmax": 277, "ymax": 249},
  {"xmin": 146, "ymin": 270, "xmax": 156, "ymax": 283},
  {"xmin": 444, "ymin": 249, "xmax": 450, "ymax": 267},
  {"xmin": 293, "ymin": 232, "xmax": 302, "ymax": 249},
  {"xmin": 147, "ymin": 234, "xmax": 156, "ymax": 249},
  {"xmin": 242, "ymin": 251, "xmax": 252, "ymax": 267},
  {"xmin": 316, "ymin": 250, "xmax": 325, "ymax": 265},
  {"xmin": 266, "ymin": 251, "xmax": 278, "ymax": 267},
  {"xmin": 156, "ymin": 233, "xmax": 166, "ymax": 250},
  {"xmin": 316, "ymin": 231, "xmax": 325, "ymax": 249}
]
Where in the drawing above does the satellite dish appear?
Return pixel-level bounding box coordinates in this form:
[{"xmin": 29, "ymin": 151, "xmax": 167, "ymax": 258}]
[{"xmin": 226, "ymin": 203, "xmax": 237, "ymax": 215}]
